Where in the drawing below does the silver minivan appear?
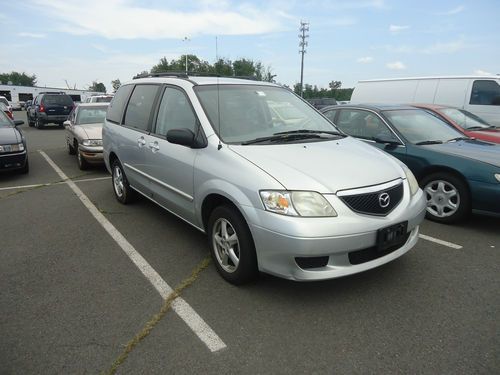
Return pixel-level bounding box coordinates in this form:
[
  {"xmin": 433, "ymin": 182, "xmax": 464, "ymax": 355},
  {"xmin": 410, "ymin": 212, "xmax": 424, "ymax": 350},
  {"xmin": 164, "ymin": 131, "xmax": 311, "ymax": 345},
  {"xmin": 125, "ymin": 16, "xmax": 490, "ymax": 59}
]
[{"xmin": 103, "ymin": 74, "xmax": 426, "ymax": 284}]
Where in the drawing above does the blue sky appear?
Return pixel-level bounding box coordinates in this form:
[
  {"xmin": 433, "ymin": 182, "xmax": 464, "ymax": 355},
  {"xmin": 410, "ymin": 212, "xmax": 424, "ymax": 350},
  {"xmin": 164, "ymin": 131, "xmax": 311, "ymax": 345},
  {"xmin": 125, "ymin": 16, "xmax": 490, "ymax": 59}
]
[{"xmin": 0, "ymin": 0, "xmax": 499, "ymax": 91}]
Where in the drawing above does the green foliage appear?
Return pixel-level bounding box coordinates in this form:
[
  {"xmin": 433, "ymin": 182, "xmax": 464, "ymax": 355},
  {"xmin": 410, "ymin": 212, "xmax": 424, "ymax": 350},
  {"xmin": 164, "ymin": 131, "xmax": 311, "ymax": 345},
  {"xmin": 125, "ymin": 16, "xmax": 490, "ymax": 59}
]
[
  {"xmin": 111, "ymin": 79, "xmax": 121, "ymax": 92},
  {"xmin": 0, "ymin": 71, "xmax": 37, "ymax": 86},
  {"xmin": 293, "ymin": 81, "xmax": 353, "ymax": 101},
  {"xmin": 88, "ymin": 81, "xmax": 107, "ymax": 93}
]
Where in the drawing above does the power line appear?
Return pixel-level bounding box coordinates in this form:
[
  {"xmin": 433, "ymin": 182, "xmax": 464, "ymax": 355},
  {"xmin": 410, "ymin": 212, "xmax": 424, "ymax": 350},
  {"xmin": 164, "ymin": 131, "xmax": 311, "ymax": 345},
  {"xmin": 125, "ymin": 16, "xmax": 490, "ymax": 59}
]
[{"xmin": 298, "ymin": 21, "xmax": 309, "ymax": 98}]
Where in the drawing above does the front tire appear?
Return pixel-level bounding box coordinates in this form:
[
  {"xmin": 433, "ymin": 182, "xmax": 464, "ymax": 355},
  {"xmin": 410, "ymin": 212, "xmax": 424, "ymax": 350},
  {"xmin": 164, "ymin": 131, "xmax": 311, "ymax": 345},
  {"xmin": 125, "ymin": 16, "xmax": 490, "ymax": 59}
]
[
  {"xmin": 76, "ymin": 145, "xmax": 89, "ymax": 170},
  {"xmin": 420, "ymin": 172, "xmax": 470, "ymax": 224},
  {"xmin": 67, "ymin": 139, "xmax": 76, "ymax": 155},
  {"xmin": 111, "ymin": 159, "xmax": 135, "ymax": 204},
  {"xmin": 20, "ymin": 158, "xmax": 29, "ymax": 174},
  {"xmin": 208, "ymin": 205, "xmax": 258, "ymax": 285}
]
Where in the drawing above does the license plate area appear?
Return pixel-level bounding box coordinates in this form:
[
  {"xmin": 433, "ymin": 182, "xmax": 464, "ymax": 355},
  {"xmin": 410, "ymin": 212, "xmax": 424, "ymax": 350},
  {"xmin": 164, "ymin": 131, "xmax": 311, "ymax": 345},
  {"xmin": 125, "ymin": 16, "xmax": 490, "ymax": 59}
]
[{"xmin": 377, "ymin": 221, "xmax": 408, "ymax": 251}]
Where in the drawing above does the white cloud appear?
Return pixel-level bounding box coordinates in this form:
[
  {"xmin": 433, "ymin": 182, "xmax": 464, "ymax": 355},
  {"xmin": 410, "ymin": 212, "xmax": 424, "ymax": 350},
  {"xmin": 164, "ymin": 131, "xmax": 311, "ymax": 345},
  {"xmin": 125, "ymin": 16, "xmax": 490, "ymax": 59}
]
[
  {"xmin": 386, "ymin": 61, "xmax": 406, "ymax": 70},
  {"xmin": 474, "ymin": 69, "xmax": 492, "ymax": 76},
  {"xmin": 422, "ymin": 39, "xmax": 465, "ymax": 54},
  {"xmin": 389, "ymin": 24, "xmax": 410, "ymax": 33},
  {"xmin": 18, "ymin": 32, "xmax": 46, "ymax": 38},
  {"xmin": 32, "ymin": 0, "xmax": 286, "ymax": 39},
  {"xmin": 357, "ymin": 56, "xmax": 373, "ymax": 63},
  {"xmin": 436, "ymin": 5, "xmax": 465, "ymax": 15}
]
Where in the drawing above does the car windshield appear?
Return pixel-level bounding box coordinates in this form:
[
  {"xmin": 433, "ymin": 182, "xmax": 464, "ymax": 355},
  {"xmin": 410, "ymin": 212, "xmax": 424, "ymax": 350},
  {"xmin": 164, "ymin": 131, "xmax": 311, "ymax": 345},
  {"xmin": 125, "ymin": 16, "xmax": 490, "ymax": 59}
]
[
  {"xmin": 383, "ymin": 109, "xmax": 465, "ymax": 144},
  {"xmin": 0, "ymin": 110, "xmax": 12, "ymax": 127},
  {"xmin": 43, "ymin": 95, "xmax": 74, "ymax": 106},
  {"xmin": 439, "ymin": 108, "xmax": 493, "ymax": 129},
  {"xmin": 195, "ymin": 84, "xmax": 339, "ymax": 143},
  {"xmin": 76, "ymin": 107, "xmax": 108, "ymax": 125}
]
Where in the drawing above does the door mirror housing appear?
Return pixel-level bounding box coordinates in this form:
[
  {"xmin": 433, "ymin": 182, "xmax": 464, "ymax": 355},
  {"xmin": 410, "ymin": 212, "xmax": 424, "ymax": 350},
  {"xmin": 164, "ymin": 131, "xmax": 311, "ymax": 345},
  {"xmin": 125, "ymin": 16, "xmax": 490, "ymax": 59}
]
[
  {"xmin": 167, "ymin": 128, "xmax": 207, "ymax": 148},
  {"xmin": 63, "ymin": 120, "xmax": 71, "ymax": 127}
]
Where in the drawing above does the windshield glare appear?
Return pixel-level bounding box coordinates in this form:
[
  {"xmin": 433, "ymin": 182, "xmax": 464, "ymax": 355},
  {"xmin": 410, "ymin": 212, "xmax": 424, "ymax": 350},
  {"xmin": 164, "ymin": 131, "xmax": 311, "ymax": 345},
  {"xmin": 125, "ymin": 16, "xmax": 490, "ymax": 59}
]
[
  {"xmin": 195, "ymin": 85, "xmax": 337, "ymax": 143},
  {"xmin": 440, "ymin": 108, "xmax": 492, "ymax": 129},
  {"xmin": 384, "ymin": 109, "xmax": 465, "ymax": 144},
  {"xmin": 76, "ymin": 107, "xmax": 108, "ymax": 125}
]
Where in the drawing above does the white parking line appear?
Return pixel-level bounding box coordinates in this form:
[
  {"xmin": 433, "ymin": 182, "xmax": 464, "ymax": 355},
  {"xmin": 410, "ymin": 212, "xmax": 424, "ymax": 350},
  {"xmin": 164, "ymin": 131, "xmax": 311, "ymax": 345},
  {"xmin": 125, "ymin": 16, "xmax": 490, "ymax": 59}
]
[
  {"xmin": 419, "ymin": 234, "xmax": 463, "ymax": 249},
  {"xmin": 0, "ymin": 176, "xmax": 111, "ymax": 191},
  {"xmin": 39, "ymin": 151, "xmax": 226, "ymax": 353}
]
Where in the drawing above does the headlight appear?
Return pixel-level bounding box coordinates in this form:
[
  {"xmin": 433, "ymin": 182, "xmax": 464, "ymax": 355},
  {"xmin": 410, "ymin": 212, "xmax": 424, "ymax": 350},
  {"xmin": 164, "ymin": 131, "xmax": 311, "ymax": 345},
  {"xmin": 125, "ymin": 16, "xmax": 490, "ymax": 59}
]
[
  {"xmin": 402, "ymin": 165, "xmax": 419, "ymax": 196},
  {"xmin": 83, "ymin": 139, "xmax": 103, "ymax": 146},
  {"xmin": 495, "ymin": 174, "xmax": 500, "ymax": 183},
  {"xmin": 0, "ymin": 143, "xmax": 24, "ymax": 153},
  {"xmin": 260, "ymin": 190, "xmax": 337, "ymax": 217}
]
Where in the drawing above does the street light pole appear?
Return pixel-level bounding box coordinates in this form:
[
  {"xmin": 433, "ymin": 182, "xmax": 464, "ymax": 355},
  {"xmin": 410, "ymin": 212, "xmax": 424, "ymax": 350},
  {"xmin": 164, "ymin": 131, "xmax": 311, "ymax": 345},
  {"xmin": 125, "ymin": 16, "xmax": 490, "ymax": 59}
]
[
  {"xmin": 182, "ymin": 37, "xmax": 190, "ymax": 74},
  {"xmin": 298, "ymin": 21, "xmax": 309, "ymax": 98}
]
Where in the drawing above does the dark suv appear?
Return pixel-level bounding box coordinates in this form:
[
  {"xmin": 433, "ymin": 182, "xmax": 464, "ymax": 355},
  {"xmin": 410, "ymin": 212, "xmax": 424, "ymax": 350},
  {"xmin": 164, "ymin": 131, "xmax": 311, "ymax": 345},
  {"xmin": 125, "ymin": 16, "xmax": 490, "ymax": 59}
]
[{"xmin": 28, "ymin": 92, "xmax": 74, "ymax": 129}]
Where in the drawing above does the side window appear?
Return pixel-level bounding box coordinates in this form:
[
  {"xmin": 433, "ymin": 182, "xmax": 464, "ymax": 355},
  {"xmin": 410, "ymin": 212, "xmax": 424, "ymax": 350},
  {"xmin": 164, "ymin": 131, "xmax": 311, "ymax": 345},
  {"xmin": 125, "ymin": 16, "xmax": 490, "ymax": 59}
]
[
  {"xmin": 106, "ymin": 85, "xmax": 134, "ymax": 124},
  {"xmin": 323, "ymin": 109, "xmax": 337, "ymax": 122},
  {"xmin": 337, "ymin": 110, "xmax": 390, "ymax": 139},
  {"xmin": 154, "ymin": 87, "xmax": 197, "ymax": 136},
  {"xmin": 470, "ymin": 80, "xmax": 500, "ymax": 105},
  {"xmin": 123, "ymin": 85, "xmax": 159, "ymax": 131}
]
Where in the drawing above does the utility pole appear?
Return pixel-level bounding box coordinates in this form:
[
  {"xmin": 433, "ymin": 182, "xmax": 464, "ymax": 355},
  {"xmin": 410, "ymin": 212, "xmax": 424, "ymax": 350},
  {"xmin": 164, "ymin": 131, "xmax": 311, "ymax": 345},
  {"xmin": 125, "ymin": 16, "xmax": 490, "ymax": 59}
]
[
  {"xmin": 182, "ymin": 37, "xmax": 190, "ymax": 74},
  {"xmin": 298, "ymin": 21, "xmax": 309, "ymax": 97}
]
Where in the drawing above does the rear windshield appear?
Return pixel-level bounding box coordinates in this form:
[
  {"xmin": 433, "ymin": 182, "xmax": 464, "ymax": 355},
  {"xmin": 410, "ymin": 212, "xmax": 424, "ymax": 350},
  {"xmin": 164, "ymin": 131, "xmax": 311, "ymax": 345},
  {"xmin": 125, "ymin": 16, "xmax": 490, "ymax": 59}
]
[
  {"xmin": 95, "ymin": 97, "xmax": 113, "ymax": 103},
  {"xmin": 43, "ymin": 95, "xmax": 74, "ymax": 106},
  {"xmin": 0, "ymin": 98, "xmax": 8, "ymax": 106}
]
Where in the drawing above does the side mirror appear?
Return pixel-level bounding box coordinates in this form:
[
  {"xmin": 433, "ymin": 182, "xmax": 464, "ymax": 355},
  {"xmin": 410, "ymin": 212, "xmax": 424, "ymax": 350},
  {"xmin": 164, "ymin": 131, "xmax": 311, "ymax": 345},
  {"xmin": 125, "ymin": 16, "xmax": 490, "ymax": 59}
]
[
  {"xmin": 63, "ymin": 120, "xmax": 71, "ymax": 127},
  {"xmin": 167, "ymin": 128, "xmax": 206, "ymax": 148},
  {"xmin": 14, "ymin": 120, "xmax": 24, "ymax": 126}
]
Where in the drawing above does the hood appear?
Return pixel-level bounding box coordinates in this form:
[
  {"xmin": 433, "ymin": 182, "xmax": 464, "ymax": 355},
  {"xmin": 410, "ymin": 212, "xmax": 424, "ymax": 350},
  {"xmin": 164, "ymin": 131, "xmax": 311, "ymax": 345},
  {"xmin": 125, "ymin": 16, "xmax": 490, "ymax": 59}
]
[
  {"xmin": 229, "ymin": 137, "xmax": 404, "ymax": 193},
  {"xmin": 422, "ymin": 140, "xmax": 500, "ymax": 167},
  {"xmin": 78, "ymin": 123, "xmax": 103, "ymax": 140},
  {"xmin": 468, "ymin": 129, "xmax": 500, "ymax": 144},
  {"xmin": 0, "ymin": 126, "xmax": 20, "ymax": 144}
]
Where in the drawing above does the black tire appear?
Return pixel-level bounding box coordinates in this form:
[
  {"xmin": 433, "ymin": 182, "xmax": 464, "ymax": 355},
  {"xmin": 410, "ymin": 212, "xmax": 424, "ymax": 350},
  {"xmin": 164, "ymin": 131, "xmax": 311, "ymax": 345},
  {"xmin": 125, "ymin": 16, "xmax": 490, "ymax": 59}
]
[
  {"xmin": 76, "ymin": 145, "xmax": 89, "ymax": 170},
  {"xmin": 111, "ymin": 159, "xmax": 135, "ymax": 204},
  {"xmin": 420, "ymin": 172, "xmax": 470, "ymax": 224},
  {"xmin": 19, "ymin": 158, "xmax": 29, "ymax": 174},
  {"xmin": 35, "ymin": 117, "xmax": 44, "ymax": 129},
  {"xmin": 207, "ymin": 205, "xmax": 258, "ymax": 285},
  {"xmin": 27, "ymin": 114, "xmax": 34, "ymax": 127},
  {"xmin": 67, "ymin": 139, "xmax": 76, "ymax": 155}
]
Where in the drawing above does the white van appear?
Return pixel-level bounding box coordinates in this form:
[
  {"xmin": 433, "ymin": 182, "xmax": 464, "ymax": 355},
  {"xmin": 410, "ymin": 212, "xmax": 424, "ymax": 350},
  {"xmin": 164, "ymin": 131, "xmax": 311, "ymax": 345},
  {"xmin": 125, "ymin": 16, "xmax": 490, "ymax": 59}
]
[{"xmin": 351, "ymin": 76, "xmax": 500, "ymax": 126}]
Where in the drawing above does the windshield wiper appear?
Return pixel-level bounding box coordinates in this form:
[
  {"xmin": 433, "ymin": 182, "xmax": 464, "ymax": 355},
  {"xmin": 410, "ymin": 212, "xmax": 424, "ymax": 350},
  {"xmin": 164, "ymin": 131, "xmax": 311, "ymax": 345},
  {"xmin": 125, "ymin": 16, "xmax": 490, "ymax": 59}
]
[
  {"xmin": 446, "ymin": 137, "xmax": 470, "ymax": 142},
  {"xmin": 241, "ymin": 133, "xmax": 324, "ymax": 145},
  {"xmin": 274, "ymin": 129, "xmax": 345, "ymax": 137},
  {"xmin": 415, "ymin": 140, "xmax": 443, "ymax": 145}
]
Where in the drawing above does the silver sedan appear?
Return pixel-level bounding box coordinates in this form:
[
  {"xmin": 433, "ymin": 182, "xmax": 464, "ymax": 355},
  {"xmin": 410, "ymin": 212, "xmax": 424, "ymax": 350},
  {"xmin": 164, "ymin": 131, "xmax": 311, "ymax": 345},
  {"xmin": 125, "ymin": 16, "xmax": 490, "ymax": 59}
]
[{"xmin": 64, "ymin": 103, "xmax": 109, "ymax": 170}]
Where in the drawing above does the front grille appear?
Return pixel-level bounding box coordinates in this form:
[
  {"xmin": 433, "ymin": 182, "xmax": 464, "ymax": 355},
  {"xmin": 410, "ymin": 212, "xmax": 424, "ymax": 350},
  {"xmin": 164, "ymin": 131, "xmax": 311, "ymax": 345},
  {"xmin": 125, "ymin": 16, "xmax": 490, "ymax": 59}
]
[
  {"xmin": 348, "ymin": 231, "xmax": 411, "ymax": 265},
  {"xmin": 339, "ymin": 182, "xmax": 403, "ymax": 216}
]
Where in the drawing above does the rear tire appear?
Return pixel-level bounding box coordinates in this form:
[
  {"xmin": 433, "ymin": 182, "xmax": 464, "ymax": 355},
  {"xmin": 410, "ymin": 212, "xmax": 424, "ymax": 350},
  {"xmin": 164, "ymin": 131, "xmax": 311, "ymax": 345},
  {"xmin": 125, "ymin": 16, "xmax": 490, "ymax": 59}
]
[
  {"xmin": 420, "ymin": 172, "xmax": 470, "ymax": 224},
  {"xmin": 111, "ymin": 159, "xmax": 135, "ymax": 204},
  {"xmin": 207, "ymin": 205, "xmax": 258, "ymax": 285},
  {"xmin": 35, "ymin": 117, "xmax": 44, "ymax": 129}
]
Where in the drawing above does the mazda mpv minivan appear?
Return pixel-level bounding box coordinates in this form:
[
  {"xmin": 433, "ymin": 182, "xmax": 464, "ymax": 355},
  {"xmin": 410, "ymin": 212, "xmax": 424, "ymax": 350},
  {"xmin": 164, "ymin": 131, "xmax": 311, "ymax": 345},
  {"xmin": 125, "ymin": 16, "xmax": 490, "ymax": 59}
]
[{"xmin": 103, "ymin": 73, "xmax": 426, "ymax": 284}]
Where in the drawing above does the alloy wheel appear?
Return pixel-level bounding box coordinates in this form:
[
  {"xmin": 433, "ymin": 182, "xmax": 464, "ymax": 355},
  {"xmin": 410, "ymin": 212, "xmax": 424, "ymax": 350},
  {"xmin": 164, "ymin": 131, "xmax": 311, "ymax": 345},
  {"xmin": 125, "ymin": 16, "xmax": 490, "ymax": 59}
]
[{"xmin": 212, "ymin": 218, "xmax": 240, "ymax": 273}]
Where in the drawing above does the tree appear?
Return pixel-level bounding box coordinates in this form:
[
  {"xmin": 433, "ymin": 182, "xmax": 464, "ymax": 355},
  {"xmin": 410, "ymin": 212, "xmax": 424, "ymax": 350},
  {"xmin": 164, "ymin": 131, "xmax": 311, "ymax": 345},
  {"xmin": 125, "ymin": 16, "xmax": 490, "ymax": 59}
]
[
  {"xmin": 0, "ymin": 71, "xmax": 37, "ymax": 86},
  {"xmin": 111, "ymin": 79, "xmax": 121, "ymax": 92},
  {"xmin": 88, "ymin": 81, "xmax": 106, "ymax": 93},
  {"xmin": 329, "ymin": 80, "xmax": 342, "ymax": 90}
]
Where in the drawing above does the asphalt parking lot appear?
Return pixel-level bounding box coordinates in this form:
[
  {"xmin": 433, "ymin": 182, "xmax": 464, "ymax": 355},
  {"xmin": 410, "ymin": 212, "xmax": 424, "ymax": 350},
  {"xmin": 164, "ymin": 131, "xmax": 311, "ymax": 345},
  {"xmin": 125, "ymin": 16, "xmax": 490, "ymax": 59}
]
[{"xmin": 1, "ymin": 111, "xmax": 499, "ymax": 374}]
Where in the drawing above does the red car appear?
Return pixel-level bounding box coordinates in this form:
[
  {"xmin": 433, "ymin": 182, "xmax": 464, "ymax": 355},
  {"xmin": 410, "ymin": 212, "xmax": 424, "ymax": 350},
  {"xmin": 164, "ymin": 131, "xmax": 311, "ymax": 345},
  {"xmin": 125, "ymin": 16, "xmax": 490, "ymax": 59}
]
[{"xmin": 413, "ymin": 104, "xmax": 500, "ymax": 144}]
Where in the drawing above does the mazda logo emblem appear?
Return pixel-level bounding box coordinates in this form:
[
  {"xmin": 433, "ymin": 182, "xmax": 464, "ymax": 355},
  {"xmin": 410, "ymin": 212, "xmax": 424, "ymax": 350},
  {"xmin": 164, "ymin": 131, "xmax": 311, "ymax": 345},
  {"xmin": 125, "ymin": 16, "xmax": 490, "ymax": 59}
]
[{"xmin": 379, "ymin": 192, "xmax": 390, "ymax": 208}]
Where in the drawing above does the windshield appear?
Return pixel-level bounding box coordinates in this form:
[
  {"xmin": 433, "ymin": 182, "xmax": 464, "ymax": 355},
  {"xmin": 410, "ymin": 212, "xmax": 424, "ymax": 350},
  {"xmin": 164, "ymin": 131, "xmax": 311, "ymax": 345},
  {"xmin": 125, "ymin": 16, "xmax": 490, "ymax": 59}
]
[
  {"xmin": 0, "ymin": 110, "xmax": 12, "ymax": 127},
  {"xmin": 43, "ymin": 95, "xmax": 74, "ymax": 106},
  {"xmin": 383, "ymin": 109, "xmax": 465, "ymax": 144},
  {"xmin": 76, "ymin": 106, "xmax": 108, "ymax": 125},
  {"xmin": 195, "ymin": 84, "xmax": 338, "ymax": 143},
  {"xmin": 439, "ymin": 108, "xmax": 492, "ymax": 129}
]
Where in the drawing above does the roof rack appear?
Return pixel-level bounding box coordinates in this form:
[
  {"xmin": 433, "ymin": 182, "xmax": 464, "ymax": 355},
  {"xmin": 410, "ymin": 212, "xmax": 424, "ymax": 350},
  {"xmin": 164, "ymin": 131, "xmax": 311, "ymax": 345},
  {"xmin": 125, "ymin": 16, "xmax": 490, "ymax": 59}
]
[{"xmin": 132, "ymin": 71, "xmax": 260, "ymax": 81}]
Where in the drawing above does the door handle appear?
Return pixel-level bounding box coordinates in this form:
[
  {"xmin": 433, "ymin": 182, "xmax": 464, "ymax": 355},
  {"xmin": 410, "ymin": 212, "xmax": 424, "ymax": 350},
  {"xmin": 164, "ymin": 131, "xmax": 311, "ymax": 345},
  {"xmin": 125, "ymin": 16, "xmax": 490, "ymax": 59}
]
[
  {"xmin": 137, "ymin": 137, "xmax": 146, "ymax": 147},
  {"xmin": 149, "ymin": 141, "xmax": 160, "ymax": 153}
]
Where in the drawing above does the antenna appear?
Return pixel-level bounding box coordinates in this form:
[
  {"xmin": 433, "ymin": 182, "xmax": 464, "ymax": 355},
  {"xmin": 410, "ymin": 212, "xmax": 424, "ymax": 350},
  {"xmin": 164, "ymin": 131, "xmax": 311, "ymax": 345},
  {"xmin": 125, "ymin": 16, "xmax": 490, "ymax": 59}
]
[{"xmin": 216, "ymin": 36, "xmax": 222, "ymax": 150}]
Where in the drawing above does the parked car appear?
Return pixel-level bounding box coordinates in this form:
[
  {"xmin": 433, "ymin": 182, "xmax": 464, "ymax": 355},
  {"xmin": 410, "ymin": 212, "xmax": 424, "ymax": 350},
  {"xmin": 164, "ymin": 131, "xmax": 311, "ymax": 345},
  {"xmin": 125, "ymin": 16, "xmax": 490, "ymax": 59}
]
[
  {"xmin": 0, "ymin": 109, "xmax": 28, "ymax": 173},
  {"xmin": 64, "ymin": 103, "xmax": 109, "ymax": 170},
  {"xmin": 321, "ymin": 104, "xmax": 500, "ymax": 223},
  {"xmin": 28, "ymin": 92, "xmax": 74, "ymax": 129},
  {"xmin": 351, "ymin": 76, "xmax": 500, "ymax": 127},
  {"xmin": 85, "ymin": 95, "xmax": 114, "ymax": 103},
  {"xmin": 412, "ymin": 104, "xmax": 500, "ymax": 144},
  {"xmin": 24, "ymin": 100, "xmax": 32, "ymax": 112},
  {"xmin": 0, "ymin": 102, "xmax": 14, "ymax": 120},
  {"xmin": 306, "ymin": 97, "xmax": 337, "ymax": 110},
  {"xmin": 0, "ymin": 95, "xmax": 12, "ymax": 112},
  {"xmin": 103, "ymin": 74, "xmax": 426, "ymax": 284}
]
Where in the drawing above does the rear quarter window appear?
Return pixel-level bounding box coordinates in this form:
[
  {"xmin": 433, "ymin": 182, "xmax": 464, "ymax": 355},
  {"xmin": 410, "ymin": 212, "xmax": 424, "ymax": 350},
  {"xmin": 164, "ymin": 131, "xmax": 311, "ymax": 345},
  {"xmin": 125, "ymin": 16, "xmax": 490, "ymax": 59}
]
[
  {"xmin": 106, "ymin": 85, "xmax": 134, "ymax": 124},
  {"xmin": 123, "ymin": 85, "xmax": 160, "ymax": 131}
]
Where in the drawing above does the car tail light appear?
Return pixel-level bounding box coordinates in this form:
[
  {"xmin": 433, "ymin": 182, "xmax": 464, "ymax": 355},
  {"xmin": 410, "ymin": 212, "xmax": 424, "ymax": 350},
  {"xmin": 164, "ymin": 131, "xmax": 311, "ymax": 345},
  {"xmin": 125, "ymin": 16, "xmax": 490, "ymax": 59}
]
[{"xmin": 39, "ymin": 104, "xmax": 45, "ymax": 112}]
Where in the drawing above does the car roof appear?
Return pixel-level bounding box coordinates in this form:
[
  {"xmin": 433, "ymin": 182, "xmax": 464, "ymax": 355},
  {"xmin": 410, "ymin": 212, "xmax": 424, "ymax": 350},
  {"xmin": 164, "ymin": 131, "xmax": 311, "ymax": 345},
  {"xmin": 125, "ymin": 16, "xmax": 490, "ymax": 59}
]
[
  {"xmin": 129, "ymin": 74, "xmax": 278, "ymax": 88},
  {"xmin": 321, "ymin": 103, "xmax": 417, "ymax": 112},
  {"xmin": 77, "ymin": 103, "xmax": 110, "ymax": 107}
]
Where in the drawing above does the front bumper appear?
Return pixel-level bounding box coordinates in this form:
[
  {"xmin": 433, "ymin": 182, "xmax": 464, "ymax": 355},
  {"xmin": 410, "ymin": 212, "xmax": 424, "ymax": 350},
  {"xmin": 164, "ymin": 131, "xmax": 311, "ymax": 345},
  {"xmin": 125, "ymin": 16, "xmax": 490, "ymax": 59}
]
[
  {"xmin": 0, "ymin": 151, "xmax": 27, "ymax": 171},
  {"xmin": 79, "ymin": 145, "xmax": 103, "ymax": 163},
  {"xmin": 242, "ymin": 185, "xmax": 426, "ymax": 281}
]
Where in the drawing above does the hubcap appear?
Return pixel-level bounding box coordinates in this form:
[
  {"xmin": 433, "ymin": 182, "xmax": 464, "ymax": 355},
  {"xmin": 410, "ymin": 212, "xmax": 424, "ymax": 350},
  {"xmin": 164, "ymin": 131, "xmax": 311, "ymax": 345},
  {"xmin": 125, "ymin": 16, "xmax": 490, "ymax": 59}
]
[
  {"xmin": 113, "ymin": 165, "xmax": 124, "ymax": 198},
  {"xmin": 424, "ymin": 179, "xmax": 460, "ymax": 218},
  {"xmin": 212, "ymin": 218, "xmax": 240, "ymax": 273}
]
